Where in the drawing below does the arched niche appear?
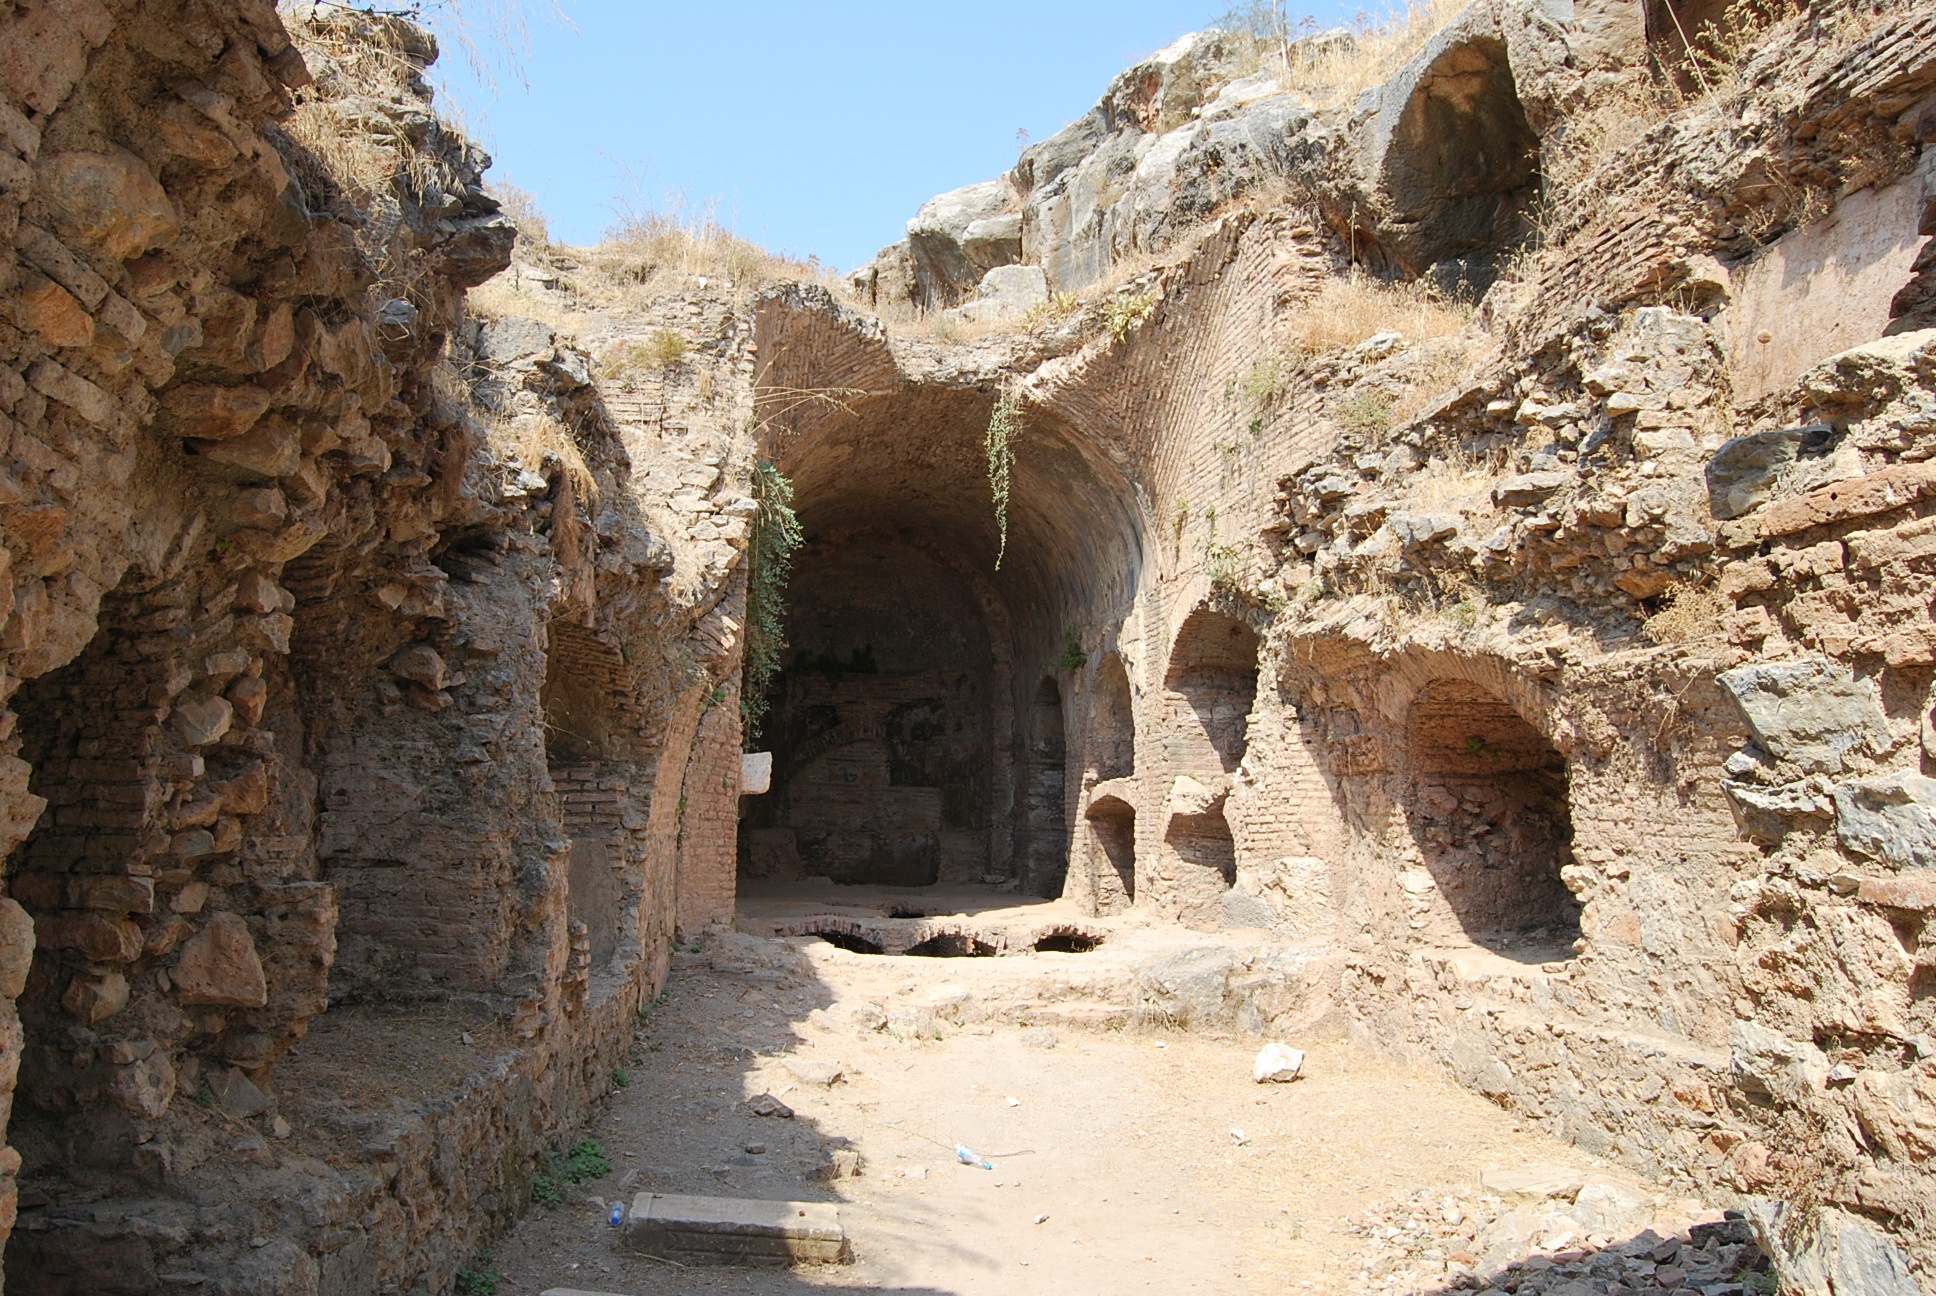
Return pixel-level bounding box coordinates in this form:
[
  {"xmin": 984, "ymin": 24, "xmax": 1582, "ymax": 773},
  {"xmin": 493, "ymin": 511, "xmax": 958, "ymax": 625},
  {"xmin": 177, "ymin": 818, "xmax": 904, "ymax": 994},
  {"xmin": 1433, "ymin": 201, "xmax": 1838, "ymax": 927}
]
[
  {"xmin": 1087, "ymin": 653, "xmax": 1135, "ymax": 782},
  {"xmin": 1163, "ymin": 609, "xmax": 1260, "ymax": 777},
  {"xmin": 1402, "ymin": 677, "xmax": 1580, "ymax": 957},
  {"xmin": 1023, "ymin": 677, "xmax": 1068, "ymax": 897}
]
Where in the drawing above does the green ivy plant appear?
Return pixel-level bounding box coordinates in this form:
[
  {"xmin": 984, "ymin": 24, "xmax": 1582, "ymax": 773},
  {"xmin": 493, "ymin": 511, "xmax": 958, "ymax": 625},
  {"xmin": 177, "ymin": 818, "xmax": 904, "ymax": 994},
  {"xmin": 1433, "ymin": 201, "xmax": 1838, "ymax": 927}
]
[
  {"xmin": 741, "ymin": 460, "xmax": 803, "ymax": 742},
  {"xmin": 986, "ymin": 395, "xmax": 1021, "ymax": 571}
]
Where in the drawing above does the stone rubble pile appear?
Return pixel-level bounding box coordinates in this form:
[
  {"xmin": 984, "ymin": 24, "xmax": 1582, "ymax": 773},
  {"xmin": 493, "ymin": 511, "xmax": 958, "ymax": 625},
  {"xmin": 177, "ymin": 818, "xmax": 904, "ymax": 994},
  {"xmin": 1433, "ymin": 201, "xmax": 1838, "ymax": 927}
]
[{"xmin": 1342, "ymin": 1174, "xmax": 1771, "ymax": 1296}]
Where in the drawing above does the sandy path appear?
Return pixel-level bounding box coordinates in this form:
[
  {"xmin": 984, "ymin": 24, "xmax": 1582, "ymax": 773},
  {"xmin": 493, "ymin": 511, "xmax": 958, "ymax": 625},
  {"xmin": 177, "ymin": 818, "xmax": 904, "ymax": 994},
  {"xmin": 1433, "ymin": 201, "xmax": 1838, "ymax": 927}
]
[{"xmin": 487, "ymin": 937, "xmax": 1655, "ymax": 1296}]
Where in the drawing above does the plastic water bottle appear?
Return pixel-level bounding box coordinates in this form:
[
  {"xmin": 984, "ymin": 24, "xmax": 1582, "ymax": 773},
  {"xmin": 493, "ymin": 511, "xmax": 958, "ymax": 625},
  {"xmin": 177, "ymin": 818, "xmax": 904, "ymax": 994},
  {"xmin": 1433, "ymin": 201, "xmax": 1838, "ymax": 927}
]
[
  {"xmin": 954, "ymin": 1143, "xmax": 993, "ymax": 1170},
  {"xmin": 609, "ymin": 1202, "xmax": 625, "ymax": 1228}
]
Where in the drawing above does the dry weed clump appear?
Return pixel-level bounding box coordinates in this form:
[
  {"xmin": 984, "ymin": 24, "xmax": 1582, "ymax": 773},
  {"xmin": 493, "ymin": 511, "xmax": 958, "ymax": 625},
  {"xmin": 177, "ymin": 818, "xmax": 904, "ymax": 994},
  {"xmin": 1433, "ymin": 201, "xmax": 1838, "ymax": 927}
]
[
  {"xmin": 565, "ymin": 198, "xmax": 836, "ymax": 309},
  {"xmin": 1221, "ymin": 0, "xmax": 1468, "ymax": 109},
  {"xmin": 1404, "ymin": 449, "xmax": 1503, "ymax": 523},
  {"xmin": 1284, "ymin": 274, "xmax": 1471, "ymax": 355},
  {"xmin": 489, "ymin": 182, "xmax": 552, "ymax": 248},
  {"xmin": 491, "ymin": 411, "xmax": 599, "ymax": 502},
  {"xmin": 1642, "ymin": 582, "xmax": 1732, "ymax": 645},
  {"xmin": 598, "ymin": 331, "xmax": 688, "ymax": 390},
  {"xmin": 282, "ymin": 18, "xmax": 462, "ymax": 208}
]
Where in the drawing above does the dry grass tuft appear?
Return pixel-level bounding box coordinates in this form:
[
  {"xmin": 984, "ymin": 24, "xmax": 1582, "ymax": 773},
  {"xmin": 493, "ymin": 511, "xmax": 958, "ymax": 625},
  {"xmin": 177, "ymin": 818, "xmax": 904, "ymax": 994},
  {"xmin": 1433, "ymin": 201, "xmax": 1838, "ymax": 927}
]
[
  {"xmin": 1642, "ymin": 581, "xmax": 1732, "ymax": 646},
  {"xmin": 490, "ymin": 411, "xmax": 599, "ymax": 503},
  {"xmin": 489, "ymin": 182, "xmax": 552, "ymax": 248},
  {"xmin": 1284, "ymin": 273, "xmax": 1471, "ymax": 355},
  {"xmin": 1222, "ymin": 0, "xmax": 1469, "ymax": 109},
  {"xmin": 282, "ymin": 18, "xmax": 462, "ymax": 209},
  {"xmin": 598, "ymin": 330, "xmax": 689, "ymax": 389},
  {"xmin": 1404, "ymin": 449, "xmax": 1501, "ymax": 519}
]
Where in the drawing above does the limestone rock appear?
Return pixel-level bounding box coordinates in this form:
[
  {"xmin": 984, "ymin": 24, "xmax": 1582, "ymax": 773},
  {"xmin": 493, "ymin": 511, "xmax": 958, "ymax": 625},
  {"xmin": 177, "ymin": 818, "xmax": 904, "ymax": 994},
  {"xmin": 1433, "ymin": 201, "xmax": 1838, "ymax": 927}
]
[
  {"xmin": 1168, "ymin": 775, "xmax": 1227, "ymax": 817},
  {"xmin": 1493, "ymin": 471, "xmax": 1570, "ymax": 507},
  {"xmin": 740, "ymin": 751, "xmax": 772, "ymax": 796},
  {"xmin": 1722, "ymin": 779, "xmax": 1832, "ymax": 845},
  {"xmin": 1253, "ymin": 1042, "xmax": 1305, "ymax": 1083},
  {"xmin": 1705, "ymin": 426, "xmax": 1833, "ymax": 519},
  {"xmin": 1744, "ymin": 1201, "xmax": 1921, "ymax": 1296},
  {"xmin": 388, "ymin": 644, "xmax": 446, "ymax": 691},
  {"xmin": 0, "ymin": 898, "xmax": 37, "ymax": 999},
  {"xmin": 210, "ymin": 1066, "xmax": 273, "ymax": 1119},
  {"xmin": 1716, "ymin": 658, "xmax": 1891, "ymax": 775},
  {"xmin": 61, "ymin": 970, "xmax": 129, "ymax": 1024},
  {"xmin": 37, "ymin": 147, "xmax": 180, "ymax": 260},
  {"xmin": 1480, "ymin": 1165, "xmax": 1587, "ymax": 1201},
  {"xmin": 162, "ymin": 384, "xmax": 274, "ymax": 440},
  {"xmin": 782, "ymin": 1059, "xmax": 843, "ymax": 1087},
  {"xmin": 1567, "ymin": 1181, "xmax": 1652, "ymax": 1236},
  {"xmin": 905, "ymin": 180, "xmax": 1014, "ymax": 307},
  {"xmin": 19, "ymin": 272, "xmax": 93, "ymax": 348},
  {"xmin": 953, "ymin": 264, "xmax": 1048, "ymax": 325},
  {"xmin": 1730, "ymin": 1021, "xmax": 1828, "ymax": 1103},
  {"xmin": 108, "ymin": 1055, "xmax": 177, "ymax": 1119},
  {"xmin": 174, "ymin": 912, "xmax": 269, "ymax": 1008},
  {"xmin": 745, "ymin": 1092, "xmax": 794, "ymax": 1119},
  {"xmin": 1835, "ymin": 772, "xmax": 1936, "ymax": 869},
  {"xmin": 173, "ymin": 696, "xmax": 235, "ymax": 748},
  {"xmin": 1135, "ymin": 946, "xmax": 1238, "ymax": 1026},
  {"xmin": 190, "ymin": 418, "xmax": 302, "ymax": 477}
]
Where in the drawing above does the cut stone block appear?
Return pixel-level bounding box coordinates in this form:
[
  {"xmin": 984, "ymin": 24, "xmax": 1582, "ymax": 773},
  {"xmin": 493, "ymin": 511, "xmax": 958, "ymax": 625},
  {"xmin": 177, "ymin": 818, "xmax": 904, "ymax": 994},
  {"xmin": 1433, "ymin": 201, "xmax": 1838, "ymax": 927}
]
[{"xmin": 619, "ymin": 1193, "xmax": 851, "ymax": 1267}]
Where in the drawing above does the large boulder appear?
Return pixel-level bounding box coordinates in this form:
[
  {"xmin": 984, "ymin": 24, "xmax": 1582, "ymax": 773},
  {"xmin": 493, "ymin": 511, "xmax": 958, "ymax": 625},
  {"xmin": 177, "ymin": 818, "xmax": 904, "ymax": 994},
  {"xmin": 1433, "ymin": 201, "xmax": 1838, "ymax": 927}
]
[
  {"xmin": 903, "ymin": 180, "xmax": 1015, "ymax": 309},
  {"xmin": 1716, "ymin": 658, "xmax": 1892, "ymax": 775}
]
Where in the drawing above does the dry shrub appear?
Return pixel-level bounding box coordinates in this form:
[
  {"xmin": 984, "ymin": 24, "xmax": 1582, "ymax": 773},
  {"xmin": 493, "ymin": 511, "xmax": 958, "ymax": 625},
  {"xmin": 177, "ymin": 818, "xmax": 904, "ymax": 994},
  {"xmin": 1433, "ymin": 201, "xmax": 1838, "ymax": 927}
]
[
  {"xmin": 1643, "ymin": 581, "xmax": 1732, "ymax": 645},
  {"xmin": 1539, "ymin": 80, "xmax": 1674, "ymax": 205},
  {"xmin": 598, "ymin": 330, "xmax": 689, "ymax": 389},
  {"xmin": 1284, "ymin": 273, "xmax": 1471, "ymax": 355},
  {"xmin": 568, "ymin": 197, "xmax": 831, "ymax": 307}
]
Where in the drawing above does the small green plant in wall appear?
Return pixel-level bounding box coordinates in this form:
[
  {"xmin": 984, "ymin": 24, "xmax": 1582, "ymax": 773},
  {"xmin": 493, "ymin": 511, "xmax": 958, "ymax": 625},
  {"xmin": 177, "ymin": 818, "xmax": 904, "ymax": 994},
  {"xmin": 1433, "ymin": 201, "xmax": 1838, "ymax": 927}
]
[
  {"xmin": 1105, "ymin": 288, "xmax": 1159, "ymax": 343},
  {"xmin": 985, "ymin": 394, "xmax": 1022, "ymax": 570},
  {"xmin": 1057, "ymin": 635, "xmax": 1088, "ymax": 672},
  {"xmin": 455, "ymin": 1253, "xmax": 502, "ymax": 1295},
  {"xmin": 741, "ymin": 460, "xmax": 803, "ymax": 742}
]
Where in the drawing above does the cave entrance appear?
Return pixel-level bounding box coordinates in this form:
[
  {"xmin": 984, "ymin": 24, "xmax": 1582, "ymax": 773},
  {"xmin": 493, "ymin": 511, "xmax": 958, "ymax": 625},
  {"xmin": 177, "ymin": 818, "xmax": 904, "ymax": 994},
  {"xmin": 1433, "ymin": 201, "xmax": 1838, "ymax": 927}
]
[
  {"xmin": 744, "ymin": 540, "xmax": 994, "ymax": 888},
  {"xmin": 1381, "ymin": 35, "xmax": 1541, "ymax": 280},
  {"xmin": 1402, "ymin": 678, "xmax": 1580, "ymax": 959},
  {"xmin": 741, "ymin": 365, "xmax": 1141, "ymax": 901}
]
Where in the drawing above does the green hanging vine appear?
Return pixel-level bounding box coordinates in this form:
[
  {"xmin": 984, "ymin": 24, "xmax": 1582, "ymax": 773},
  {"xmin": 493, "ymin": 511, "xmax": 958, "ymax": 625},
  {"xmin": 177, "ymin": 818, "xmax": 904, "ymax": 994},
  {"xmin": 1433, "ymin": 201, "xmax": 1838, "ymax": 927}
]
[
  {"xmin": 985, "ymin": 394, "xmax": 1021, "ymax": 571},
  {"xmin": 741, "ymin": 460, "xmax": 803, "ymax": 743}
]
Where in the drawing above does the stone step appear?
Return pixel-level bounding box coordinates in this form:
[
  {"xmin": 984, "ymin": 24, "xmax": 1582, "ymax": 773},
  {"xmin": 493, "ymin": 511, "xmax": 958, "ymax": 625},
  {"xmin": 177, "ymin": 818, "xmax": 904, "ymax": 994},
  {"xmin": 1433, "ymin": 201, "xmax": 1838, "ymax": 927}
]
[
  {"xmin": 617, "ymin": 1192, "xmax": 851, "ymax": 1267},
  {"xmin": 542, "ymin": 1289, "xmax": 632, "ymax": 1296}
]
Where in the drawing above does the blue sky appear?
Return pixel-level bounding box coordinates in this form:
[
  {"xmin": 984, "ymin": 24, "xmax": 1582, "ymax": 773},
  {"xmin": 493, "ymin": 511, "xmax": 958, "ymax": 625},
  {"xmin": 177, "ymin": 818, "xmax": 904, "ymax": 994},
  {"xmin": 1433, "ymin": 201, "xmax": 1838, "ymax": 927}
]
[{"xmin": 428, "ymin": 1, "xmax": 1368, "ymax": 272}]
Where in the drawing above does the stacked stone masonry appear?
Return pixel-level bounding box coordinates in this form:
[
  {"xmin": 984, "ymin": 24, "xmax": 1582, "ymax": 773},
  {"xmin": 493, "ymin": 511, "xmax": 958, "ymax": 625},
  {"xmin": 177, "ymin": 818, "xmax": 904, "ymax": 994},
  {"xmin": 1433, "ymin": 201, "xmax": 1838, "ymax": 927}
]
[{"xmin": 2, "ymin": 0, "xmax": 1936, "ymax": 1293}]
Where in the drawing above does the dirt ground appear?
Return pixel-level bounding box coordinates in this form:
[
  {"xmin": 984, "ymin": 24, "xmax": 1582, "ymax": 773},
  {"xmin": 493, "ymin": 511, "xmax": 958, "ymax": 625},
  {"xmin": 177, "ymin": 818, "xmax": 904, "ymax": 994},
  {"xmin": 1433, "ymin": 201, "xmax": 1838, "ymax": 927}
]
[{"xmin": 486, "ymin": 933, "xmax": 1669, "ymax": 1296}]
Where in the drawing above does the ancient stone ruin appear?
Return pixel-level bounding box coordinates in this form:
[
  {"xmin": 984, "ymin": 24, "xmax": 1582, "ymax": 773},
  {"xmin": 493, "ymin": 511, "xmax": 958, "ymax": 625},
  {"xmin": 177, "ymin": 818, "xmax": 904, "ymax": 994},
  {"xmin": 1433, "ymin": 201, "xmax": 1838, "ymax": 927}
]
[{"xmin": 0, "ymin": 0, "xmax": 1934, "ymax": 1292}]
